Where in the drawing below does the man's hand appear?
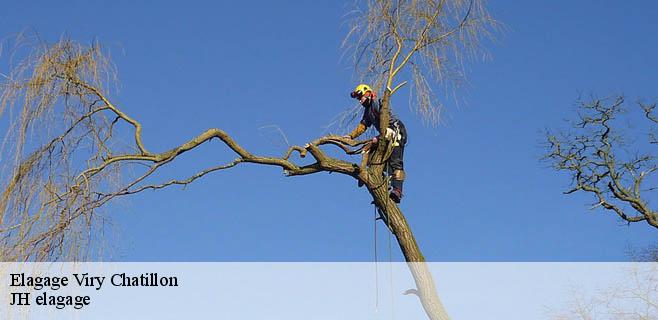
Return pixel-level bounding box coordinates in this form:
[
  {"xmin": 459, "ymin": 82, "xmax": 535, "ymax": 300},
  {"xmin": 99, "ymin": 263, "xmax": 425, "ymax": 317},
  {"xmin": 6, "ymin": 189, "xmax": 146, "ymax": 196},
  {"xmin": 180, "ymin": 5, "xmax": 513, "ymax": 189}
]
[{"xmin": 361, "ymin": 136, "xmax": 378, "ymax": 154}]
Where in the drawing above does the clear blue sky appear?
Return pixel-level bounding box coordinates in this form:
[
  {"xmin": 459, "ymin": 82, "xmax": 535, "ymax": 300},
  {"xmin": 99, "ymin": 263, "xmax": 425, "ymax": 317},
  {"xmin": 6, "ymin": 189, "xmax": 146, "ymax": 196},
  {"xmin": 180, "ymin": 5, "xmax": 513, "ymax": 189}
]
[{"xmin": 1, "ymin": 1, "xmax": 656, "ymax": 261}]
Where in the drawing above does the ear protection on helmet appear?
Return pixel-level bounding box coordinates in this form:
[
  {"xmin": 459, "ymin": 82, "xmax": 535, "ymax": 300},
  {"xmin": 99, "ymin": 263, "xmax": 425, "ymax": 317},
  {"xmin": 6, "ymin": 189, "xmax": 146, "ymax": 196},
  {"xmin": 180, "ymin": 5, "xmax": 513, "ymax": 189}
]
[{"xmin": 350, "ymin": 84, "xmax": 373, "ymax": 100}]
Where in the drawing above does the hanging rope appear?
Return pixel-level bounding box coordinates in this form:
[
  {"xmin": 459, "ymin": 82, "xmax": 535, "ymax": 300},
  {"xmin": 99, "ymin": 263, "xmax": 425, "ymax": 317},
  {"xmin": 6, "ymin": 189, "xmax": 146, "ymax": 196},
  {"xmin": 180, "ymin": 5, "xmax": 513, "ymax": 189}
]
[
  {"xmin": 374, "ymin": 204, "xmax": 380, "ymax": 315},
  {"xmin": 369, "ymin": 132, "xmax": 400, "ymax": 319},
  {"xmin": 385, "ymin": 161, "xmax": 396, "ymax": 320},
  {"xmin": 388, "ymin": 228, "xmax": 395, "ymax": 320}
]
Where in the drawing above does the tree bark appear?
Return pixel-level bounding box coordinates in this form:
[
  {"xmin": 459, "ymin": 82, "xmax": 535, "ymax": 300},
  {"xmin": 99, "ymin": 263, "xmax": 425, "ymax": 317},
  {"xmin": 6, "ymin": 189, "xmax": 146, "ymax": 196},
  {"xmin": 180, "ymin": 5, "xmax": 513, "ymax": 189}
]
[{"xmin": 366, "ymin": 174, "xmax": 450, "ymax": 320}]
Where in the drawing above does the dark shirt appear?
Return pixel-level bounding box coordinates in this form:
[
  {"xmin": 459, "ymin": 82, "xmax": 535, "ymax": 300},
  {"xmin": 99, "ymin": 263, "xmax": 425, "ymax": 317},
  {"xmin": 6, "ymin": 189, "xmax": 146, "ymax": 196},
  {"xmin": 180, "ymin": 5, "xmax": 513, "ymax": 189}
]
[{"xmin": 360, "ymin": 99, "xmax": 399, "ymax": 133}]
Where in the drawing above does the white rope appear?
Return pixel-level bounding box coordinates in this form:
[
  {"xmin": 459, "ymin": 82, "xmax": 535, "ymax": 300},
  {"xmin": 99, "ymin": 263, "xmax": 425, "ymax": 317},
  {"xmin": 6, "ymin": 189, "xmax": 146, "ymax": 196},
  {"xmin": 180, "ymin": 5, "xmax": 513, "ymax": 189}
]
[
  {"xmin": 374, "ymin": 205, "xmax": 380, "ymax": 316},
  {"xmin": 387, "ymin": 204, "xmax": 396, "ymax": 320}
]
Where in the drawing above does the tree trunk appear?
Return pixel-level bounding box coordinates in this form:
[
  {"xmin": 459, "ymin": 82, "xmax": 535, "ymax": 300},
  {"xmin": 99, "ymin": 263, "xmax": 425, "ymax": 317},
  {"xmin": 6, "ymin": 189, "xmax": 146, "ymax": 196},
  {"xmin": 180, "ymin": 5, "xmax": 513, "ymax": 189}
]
[
  {"xmin": 359, "ymin": 89, "xmax": 450, "ymax": 320},
  {"xmin": 366, "ymin": 174, "xmax": 450, "ymax": 320}
]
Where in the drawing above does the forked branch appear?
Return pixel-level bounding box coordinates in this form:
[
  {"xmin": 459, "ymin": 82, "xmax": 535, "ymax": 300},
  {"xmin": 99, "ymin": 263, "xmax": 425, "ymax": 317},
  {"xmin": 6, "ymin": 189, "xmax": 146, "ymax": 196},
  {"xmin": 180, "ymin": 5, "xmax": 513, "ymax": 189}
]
[{"xmin": 544, "ymin": 96, "xmax": 658, "ymax": 228}]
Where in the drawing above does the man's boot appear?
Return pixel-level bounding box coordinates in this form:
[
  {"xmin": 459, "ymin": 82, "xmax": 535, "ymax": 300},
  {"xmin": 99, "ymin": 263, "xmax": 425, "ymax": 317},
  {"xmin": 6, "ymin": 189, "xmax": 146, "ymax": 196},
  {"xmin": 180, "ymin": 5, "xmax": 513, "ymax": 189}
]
[{"xmin": 390, "ymin": 169, "xmax": 405, "ymax": 203}]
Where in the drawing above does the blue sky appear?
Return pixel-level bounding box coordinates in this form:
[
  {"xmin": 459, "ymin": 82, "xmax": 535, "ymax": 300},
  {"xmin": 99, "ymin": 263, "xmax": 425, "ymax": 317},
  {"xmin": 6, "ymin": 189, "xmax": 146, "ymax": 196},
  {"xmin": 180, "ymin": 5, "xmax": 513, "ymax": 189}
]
[{"xmin": 1, "ymin": 1, "xmax": 656, "ymax": 261}]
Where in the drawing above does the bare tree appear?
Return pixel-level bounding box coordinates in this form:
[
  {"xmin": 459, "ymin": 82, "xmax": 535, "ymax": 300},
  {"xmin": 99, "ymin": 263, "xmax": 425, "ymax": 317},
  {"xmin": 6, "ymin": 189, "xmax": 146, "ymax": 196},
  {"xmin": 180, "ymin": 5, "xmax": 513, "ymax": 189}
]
[
  {"xmin": 628, "ymin": 244, "xmax": 658, "ymax": 262},
  {"xmin": 544, "ymin": 96, "xmax": 658, "ymax": 229},
  {"xmin": 549, "ymin": 264, "xmax": 657, "ymax": 320},
  {"xmin": 0, "ymin": 1, "xmax": 495, "ymax": 319}
]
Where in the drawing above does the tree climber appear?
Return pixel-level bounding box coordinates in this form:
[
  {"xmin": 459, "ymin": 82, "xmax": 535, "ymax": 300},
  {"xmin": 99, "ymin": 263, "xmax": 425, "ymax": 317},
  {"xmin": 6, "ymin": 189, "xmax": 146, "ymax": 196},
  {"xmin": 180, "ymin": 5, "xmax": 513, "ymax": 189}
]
[{"xmin": 345, "ymin": 84, "xmax": 408, "ymax": 203}]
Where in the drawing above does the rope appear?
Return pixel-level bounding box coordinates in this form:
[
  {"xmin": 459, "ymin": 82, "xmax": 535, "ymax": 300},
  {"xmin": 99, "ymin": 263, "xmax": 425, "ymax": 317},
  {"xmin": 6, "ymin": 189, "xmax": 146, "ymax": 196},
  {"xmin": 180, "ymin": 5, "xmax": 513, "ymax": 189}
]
[
  {"xmin": 374, "ymin": 204, "xmax": 379, "ymax": 315},
  {"xmin": 371, "ymin": 127, "xmax": 401, "ymax": 319},
  {"xmin": 389, "ymin": 226, "xmax": 395, "ymax": 320},
  {"xmin": 385, "ymin": 161, "xmax": 396, "ymax": 320}
]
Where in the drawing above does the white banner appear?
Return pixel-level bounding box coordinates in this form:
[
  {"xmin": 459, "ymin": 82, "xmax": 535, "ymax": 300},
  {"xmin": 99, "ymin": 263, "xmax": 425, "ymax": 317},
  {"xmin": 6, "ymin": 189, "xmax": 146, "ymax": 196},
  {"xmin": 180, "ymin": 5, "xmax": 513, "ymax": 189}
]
[{"xmin": 1, "ymin": 263, "xmax": 655, "ymax": 320}]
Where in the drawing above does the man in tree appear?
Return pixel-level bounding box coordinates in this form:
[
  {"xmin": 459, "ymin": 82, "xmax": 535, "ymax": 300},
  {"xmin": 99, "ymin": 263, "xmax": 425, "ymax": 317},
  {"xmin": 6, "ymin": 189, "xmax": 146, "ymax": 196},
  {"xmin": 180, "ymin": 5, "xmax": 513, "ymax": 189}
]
[{"xmin": 346, "ymin": 84, "xmax": 408, "ymax": 203}]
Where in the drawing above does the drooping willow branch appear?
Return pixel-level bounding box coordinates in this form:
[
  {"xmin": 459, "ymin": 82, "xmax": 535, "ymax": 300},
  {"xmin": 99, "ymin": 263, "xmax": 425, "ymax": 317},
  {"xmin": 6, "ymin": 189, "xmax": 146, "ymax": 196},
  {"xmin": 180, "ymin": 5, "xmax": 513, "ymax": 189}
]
[
  {"xmin": 343, "ymin": 0, "xmax": 496, "ymax": 128},
  {"xmin": 0, "ymin": 39, "xmax": 371, "ymax": 261}
]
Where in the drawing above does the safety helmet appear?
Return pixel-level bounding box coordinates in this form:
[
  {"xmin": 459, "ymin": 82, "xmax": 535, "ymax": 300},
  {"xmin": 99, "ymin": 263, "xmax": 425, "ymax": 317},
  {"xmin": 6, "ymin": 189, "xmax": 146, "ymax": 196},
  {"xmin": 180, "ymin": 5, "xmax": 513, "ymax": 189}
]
[{"xmin": 350, "ymin": 84, "xmax": 373, "ymax": 99}]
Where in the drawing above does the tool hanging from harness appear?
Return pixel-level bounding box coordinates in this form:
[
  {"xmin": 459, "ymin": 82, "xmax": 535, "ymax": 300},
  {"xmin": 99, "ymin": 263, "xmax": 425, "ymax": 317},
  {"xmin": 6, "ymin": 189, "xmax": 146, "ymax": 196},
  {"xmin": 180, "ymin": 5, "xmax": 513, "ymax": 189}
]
[{"xmin": 385, "ymin": 123, "xmax": 402, "ymax": 147}]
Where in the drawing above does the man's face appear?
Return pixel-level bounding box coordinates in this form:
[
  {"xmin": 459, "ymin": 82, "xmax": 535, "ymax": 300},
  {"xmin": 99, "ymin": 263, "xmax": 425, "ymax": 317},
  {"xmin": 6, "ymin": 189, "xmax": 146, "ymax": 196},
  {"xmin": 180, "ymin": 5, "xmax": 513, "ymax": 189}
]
[
  {"xmin": 351, "ymin": 89, "xmax": 374, "ymax": 106},
  {"xmin": 359, "ymin": 92, "xmax": 373, "ymax": 105}
]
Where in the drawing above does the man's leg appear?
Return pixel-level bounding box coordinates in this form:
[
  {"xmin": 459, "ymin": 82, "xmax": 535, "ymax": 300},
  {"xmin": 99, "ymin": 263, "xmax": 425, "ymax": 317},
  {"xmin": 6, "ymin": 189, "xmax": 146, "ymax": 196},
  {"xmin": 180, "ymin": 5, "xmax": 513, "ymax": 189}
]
[{"xmin": 388, "ymin": 145, "xmax": 405, "ymax": 203}]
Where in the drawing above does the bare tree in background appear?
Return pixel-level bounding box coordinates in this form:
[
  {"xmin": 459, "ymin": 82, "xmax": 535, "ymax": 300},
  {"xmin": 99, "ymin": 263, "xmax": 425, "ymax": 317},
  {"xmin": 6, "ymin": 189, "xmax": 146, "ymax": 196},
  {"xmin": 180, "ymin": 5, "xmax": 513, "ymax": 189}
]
[
  {"xmin": 549, "ymin": 264, "xmax": 657, "ymax": 320},
  {"xmin": 628, "ymin": 244, "xmax": 658, "ymax": 262},
  {"xmin": 544, "ymin": 96, "xmax": 658, "ymax": 229},
  {"xmin": 0, "ymin": 1, "xmax": 495, "ymax": 319}
]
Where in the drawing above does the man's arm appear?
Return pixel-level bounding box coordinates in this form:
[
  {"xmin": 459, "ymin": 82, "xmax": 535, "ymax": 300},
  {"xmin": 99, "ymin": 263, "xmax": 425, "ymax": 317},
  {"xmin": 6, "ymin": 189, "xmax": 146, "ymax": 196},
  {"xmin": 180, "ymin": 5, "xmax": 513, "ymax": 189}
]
[
  {"xmin": 346, "ymin": 107, "xmax": 371, "ymax": 140},
  {"xmin": 347, "ymin": 122, "xmax": 367, "ymax": 139}
]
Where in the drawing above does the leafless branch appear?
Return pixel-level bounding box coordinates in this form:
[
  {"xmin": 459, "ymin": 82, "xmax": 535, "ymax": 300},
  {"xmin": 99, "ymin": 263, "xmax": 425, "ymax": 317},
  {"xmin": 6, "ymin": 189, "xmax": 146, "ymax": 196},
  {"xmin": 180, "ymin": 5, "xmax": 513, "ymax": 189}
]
[{"xmin": 544, "ymin": 96, "xmax": 658, "ymax": 229}]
